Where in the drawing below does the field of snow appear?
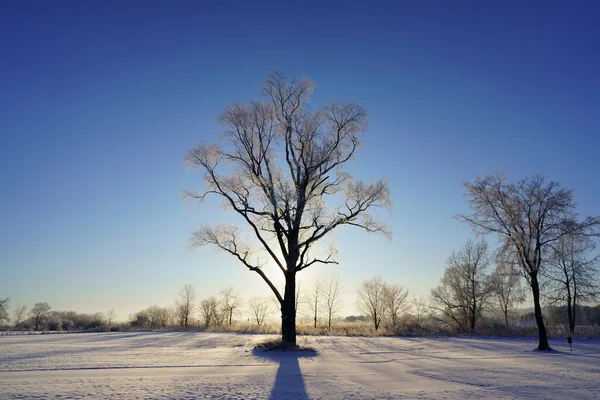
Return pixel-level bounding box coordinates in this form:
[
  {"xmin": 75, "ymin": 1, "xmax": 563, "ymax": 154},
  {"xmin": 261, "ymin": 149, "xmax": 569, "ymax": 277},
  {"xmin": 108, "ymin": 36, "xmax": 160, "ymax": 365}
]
[{"xmin": 1, "ymin": 332, "xmax": 599, "ymax": 399}]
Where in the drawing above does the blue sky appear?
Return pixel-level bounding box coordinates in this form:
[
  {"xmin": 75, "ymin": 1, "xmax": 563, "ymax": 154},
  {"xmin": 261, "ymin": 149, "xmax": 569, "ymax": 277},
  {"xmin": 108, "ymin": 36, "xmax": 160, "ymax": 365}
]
[{"xmin": 1, "ymin": 1, "xmax": 599, "ymax": 321}]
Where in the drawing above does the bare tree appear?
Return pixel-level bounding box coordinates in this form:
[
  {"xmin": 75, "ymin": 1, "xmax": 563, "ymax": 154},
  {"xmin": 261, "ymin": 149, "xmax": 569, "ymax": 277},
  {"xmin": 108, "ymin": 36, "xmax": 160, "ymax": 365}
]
[
  {"xmin": 383, "ymin": 284, "xmax": 409, "ymax": 329},
  {"xmin": 430, "ymin": 240, "xmax": 495, "ymax": 333},
  {"xmin": 249, "ymin": 297, "xmax": 269, "ymax": 326},
  {"xmin": 305, "ymin": 279, "xmax": 323, "ymax": 328},
  {"xmin": 185, "ymin": 70, "xmax": 391, "ymax": 345},
  {"xmin": 13, "ymin": 305, "xmax": 27, "ymax": 327},
  {"xmin": 492, "ymin": 260, "xmax": 527, "ymax": 328},
  {"xmin": 412, "ymin": 294, "xmax": 429, "ymax": 326},
  {"xmin": 458, "ymin": 173, "xmax": 600, "ymax": 350},
  {"xmin": 0, "ymin": 297, "xmax": 9, "ymax": 325},
  {"xmin": 106, "ymin": 308, "xmax": 116, "ymax": 329},
  {"xmin": 543, "ymin": 234, "xmax": 600, "ymax": 333},
  {"xmin": 220, "ymin": 287, "xmax": 241, "ymax": 325},
  {"xmin": 295, "ymin": 278, "xmax": 303, "ymax": 314},
  {"xmin": 175, "ymin": 284, "xmax": 197, "ymax": 327},
  {"xmin": 200, "ymin": 296, "xmax": 223, "ymax": 327},
  {"xmin": 357, "ymin": 277, "xmax": 387, "ymax": 331},
  {"xmin": 324, "ymin": 275, "xmax": 342, "ymax": 328},
  {"xmin": 30, "ymin": 302, "xmax": 51, "ymax": 331}
]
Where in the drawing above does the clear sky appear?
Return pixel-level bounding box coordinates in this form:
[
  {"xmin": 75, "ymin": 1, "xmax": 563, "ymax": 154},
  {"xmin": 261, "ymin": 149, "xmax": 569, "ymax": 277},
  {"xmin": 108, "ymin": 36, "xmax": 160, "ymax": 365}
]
[{"xmin": 1, "ymin": 1, "xmax": 599, "ymax": 321}]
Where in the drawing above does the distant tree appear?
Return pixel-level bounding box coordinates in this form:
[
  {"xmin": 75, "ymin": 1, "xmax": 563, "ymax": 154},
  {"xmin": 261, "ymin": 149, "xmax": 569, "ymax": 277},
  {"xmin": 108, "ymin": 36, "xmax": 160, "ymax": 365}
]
[
  {"xmin": 106, "ymin": 308, "xmax": 116, "ymax": 328},
  {"xmin": 492, "ymin": 260, "xmax": 527, "ymax": 328},
  {"xmin": 185, "ymin": 70, "xmax": 391, "ymax": 346},
  {"xmin": 383, "ymin": 284, "xmax": 409, "ymax": 329},
  {"xmin": 458, "ymin": 173, "xmax": 600, "ymax": 350},
  {"xmin": 30, "ymin": 302, "xmax": 51, "ymax": 331},
  {"xmin": 175, "ymin": 284, "xmax": 197, "ymax": 327},
  {"xmin": 344, "ymin": 315, "xmax": 367, "ymax": 322},
  {"xmin": 0, "ymin": 297, "xmax": 10, "ymax": 325},
  {"xmin": 305, "ymin": 279, "xmax": 323, "ymax": 328},
  {"xmin": 357, "ymin": 277, "xmax": 387, "ymax": 331},
  {"xmin": 220, "ymin": 287, "xmax": 241, "ymax": 325},
  {"xmin": 324, "ymin": 275, "xmax": 342, "ymax": 328},
  {"xmin": 145, "ymin": 306, "xmax": 170, "ymax": 328},
  {"xmin": 200, "ymin": 296, "xmax": 223, "ymax": 327},
  {"xmin": 430, "ymin": 240, "xmax": 495, "ymax": 333},
  {"xmin": 295, "ymin": 278, "xmax": 303, "ymax": 315},
  {"xmin": 411, "ymin": 294, "xmax": 429, "ymax": 326},
  {"xmin": 542, "ymin": 233, "xmax": 600, "ymax": 333},
  {"xmin": 249, "ymin": 297, "xmax": 269, "ymax": 326},
  {"xmin": 130, "ymin": 310, "xmax": 150, "ymax": 328},
  {"xmin": 129, "ymin": 306, "xmax": 170, "ymax": 329},
  {"xmin": 13, "ymin": 305, "xmax": 27, "ymax": 327}
]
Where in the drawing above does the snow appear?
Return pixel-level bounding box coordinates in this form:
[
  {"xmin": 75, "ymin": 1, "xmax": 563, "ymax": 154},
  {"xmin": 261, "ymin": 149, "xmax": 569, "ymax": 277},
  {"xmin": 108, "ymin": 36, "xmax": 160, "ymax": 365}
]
[{"xmin": 1, "ymin": 332, "xmax": 599, "ymax": 399}]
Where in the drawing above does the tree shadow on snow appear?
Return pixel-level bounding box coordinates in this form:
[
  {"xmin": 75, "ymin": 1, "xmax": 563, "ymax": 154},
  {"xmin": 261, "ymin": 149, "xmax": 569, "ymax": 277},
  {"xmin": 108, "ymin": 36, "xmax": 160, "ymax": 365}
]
[{"xmin": 252, "ymin": 347, "xmax": 317, "ymax": 400}]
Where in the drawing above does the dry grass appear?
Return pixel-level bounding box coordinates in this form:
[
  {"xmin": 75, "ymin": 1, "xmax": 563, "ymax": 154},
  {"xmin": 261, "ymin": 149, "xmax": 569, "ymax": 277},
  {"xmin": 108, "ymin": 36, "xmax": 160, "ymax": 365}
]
[{"xmin": 104, "ymin": 319, "xmax": 600, "ymax": 339}]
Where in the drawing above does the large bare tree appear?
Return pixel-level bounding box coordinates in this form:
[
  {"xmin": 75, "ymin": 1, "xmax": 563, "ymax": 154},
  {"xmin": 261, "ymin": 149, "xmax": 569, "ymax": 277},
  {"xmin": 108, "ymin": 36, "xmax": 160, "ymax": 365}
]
[
  {"xmin": 458, "ymin": 173, "xmax": 600, "ymax": 350},
  {"xmin": 185, "ymin": 70, "xmax": 391, "ymax": 345},
  {"xmin": 430, "ymin": 240, "xmax": 495, "ymax": 333},
  {"xmin": 542, "ymin": 234, "xmax": 599, "ymax": 333}
]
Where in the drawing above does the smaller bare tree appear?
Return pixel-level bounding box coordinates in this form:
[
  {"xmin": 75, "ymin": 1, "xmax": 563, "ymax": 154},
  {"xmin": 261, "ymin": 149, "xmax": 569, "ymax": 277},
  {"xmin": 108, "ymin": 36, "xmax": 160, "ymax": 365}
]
[
  {"xmin": 106, "ymin": 308, "xmax": 116, "ymax": 329},
  {"xmin": 357, "ymin": 277, "xmax": 387, "ymax": 331},
  {"xmin": 412, "ymin": 294, "xmax": 429, "ymax": 326},
  {"xmin": 176, "ymin": 284, "xmax": 197, "ymax": 327},
  {"xmin": 542, "ymin": 234, "xmax": 600, "ymax": 333},
  {"xmin": 383, "ymin": 284, "xmax": 409, "ymax": 329},
  {"xmin": 305, "ymin": 279, "xmax": 323, "ymax": 328},
  {"xmin": 324, "ymin": 275, "xmax": 342, "ymax": 328},
  {"xmin": 492, "ymin": 260, "xmax": 527, "ymax": 328},
  {"xmin": 146, "ymin": 306, "xmax": 171, "ymax": 328},
  {"xmin": 0, "ymin": 297, "xmax": 9, "ymax": 325},
  {"xmin": 220, "ymin": 287, "xmax": 241, "ymax": 325},
  {"xmin": 430, "ymin": 240, "xmax": 495, "ymax": 333},
  {"xmin": 249, "ymin": 297, "xmax": 269, "ymax": 326},
  {"xmin": 30, "ymin": 302, "xmax": 51, "ymax": 331},
  {"xmin": 200, "ymin": 296, "xmax": 223, "ymax": 327},
  {"xmin": 13, "ymin": 305, "xmax": 27, "ymax": 327}
]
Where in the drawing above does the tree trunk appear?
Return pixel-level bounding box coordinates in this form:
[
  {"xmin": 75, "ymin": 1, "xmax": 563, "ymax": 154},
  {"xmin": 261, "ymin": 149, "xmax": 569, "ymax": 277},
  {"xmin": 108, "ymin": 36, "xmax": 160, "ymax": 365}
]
[
  {"xmin": 470, "ymin": 303, "xmax": 476, "ymax": 334},
  {"xmin": 531, "ymin": 273, "xmax": 551, "ymax": 350},
  {"xmin": 281, "ymin": 272, "xmax": 297, "ymax": 346},
  {"xmin": 229, "ymin": 309, "xmax": 233, "ymax": 325},
  {"xmin": 566, "ymin": 297, "xmax": 574, "ymax": 334},
  {"xmin": 571, "ymin": 280, "xmax": 577, "ymax": 334}
]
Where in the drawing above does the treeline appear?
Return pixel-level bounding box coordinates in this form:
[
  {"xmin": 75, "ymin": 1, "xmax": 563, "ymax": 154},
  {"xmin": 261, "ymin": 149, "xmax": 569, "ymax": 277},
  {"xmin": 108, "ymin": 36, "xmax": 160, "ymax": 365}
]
[
  {"xmin": 0, "ymin": 300, "xmax": 115, "ymax": 332},
  {"xmin": 2, "ymin": 258, "xmax": 598, "ymax": 335}
]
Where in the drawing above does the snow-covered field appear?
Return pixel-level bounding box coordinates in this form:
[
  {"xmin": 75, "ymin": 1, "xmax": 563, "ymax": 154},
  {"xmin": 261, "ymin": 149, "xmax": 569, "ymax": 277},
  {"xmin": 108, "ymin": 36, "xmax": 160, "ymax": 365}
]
[{"xmin": 1, "ymin": 332, "xmax": 599, "ymax": 399}]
